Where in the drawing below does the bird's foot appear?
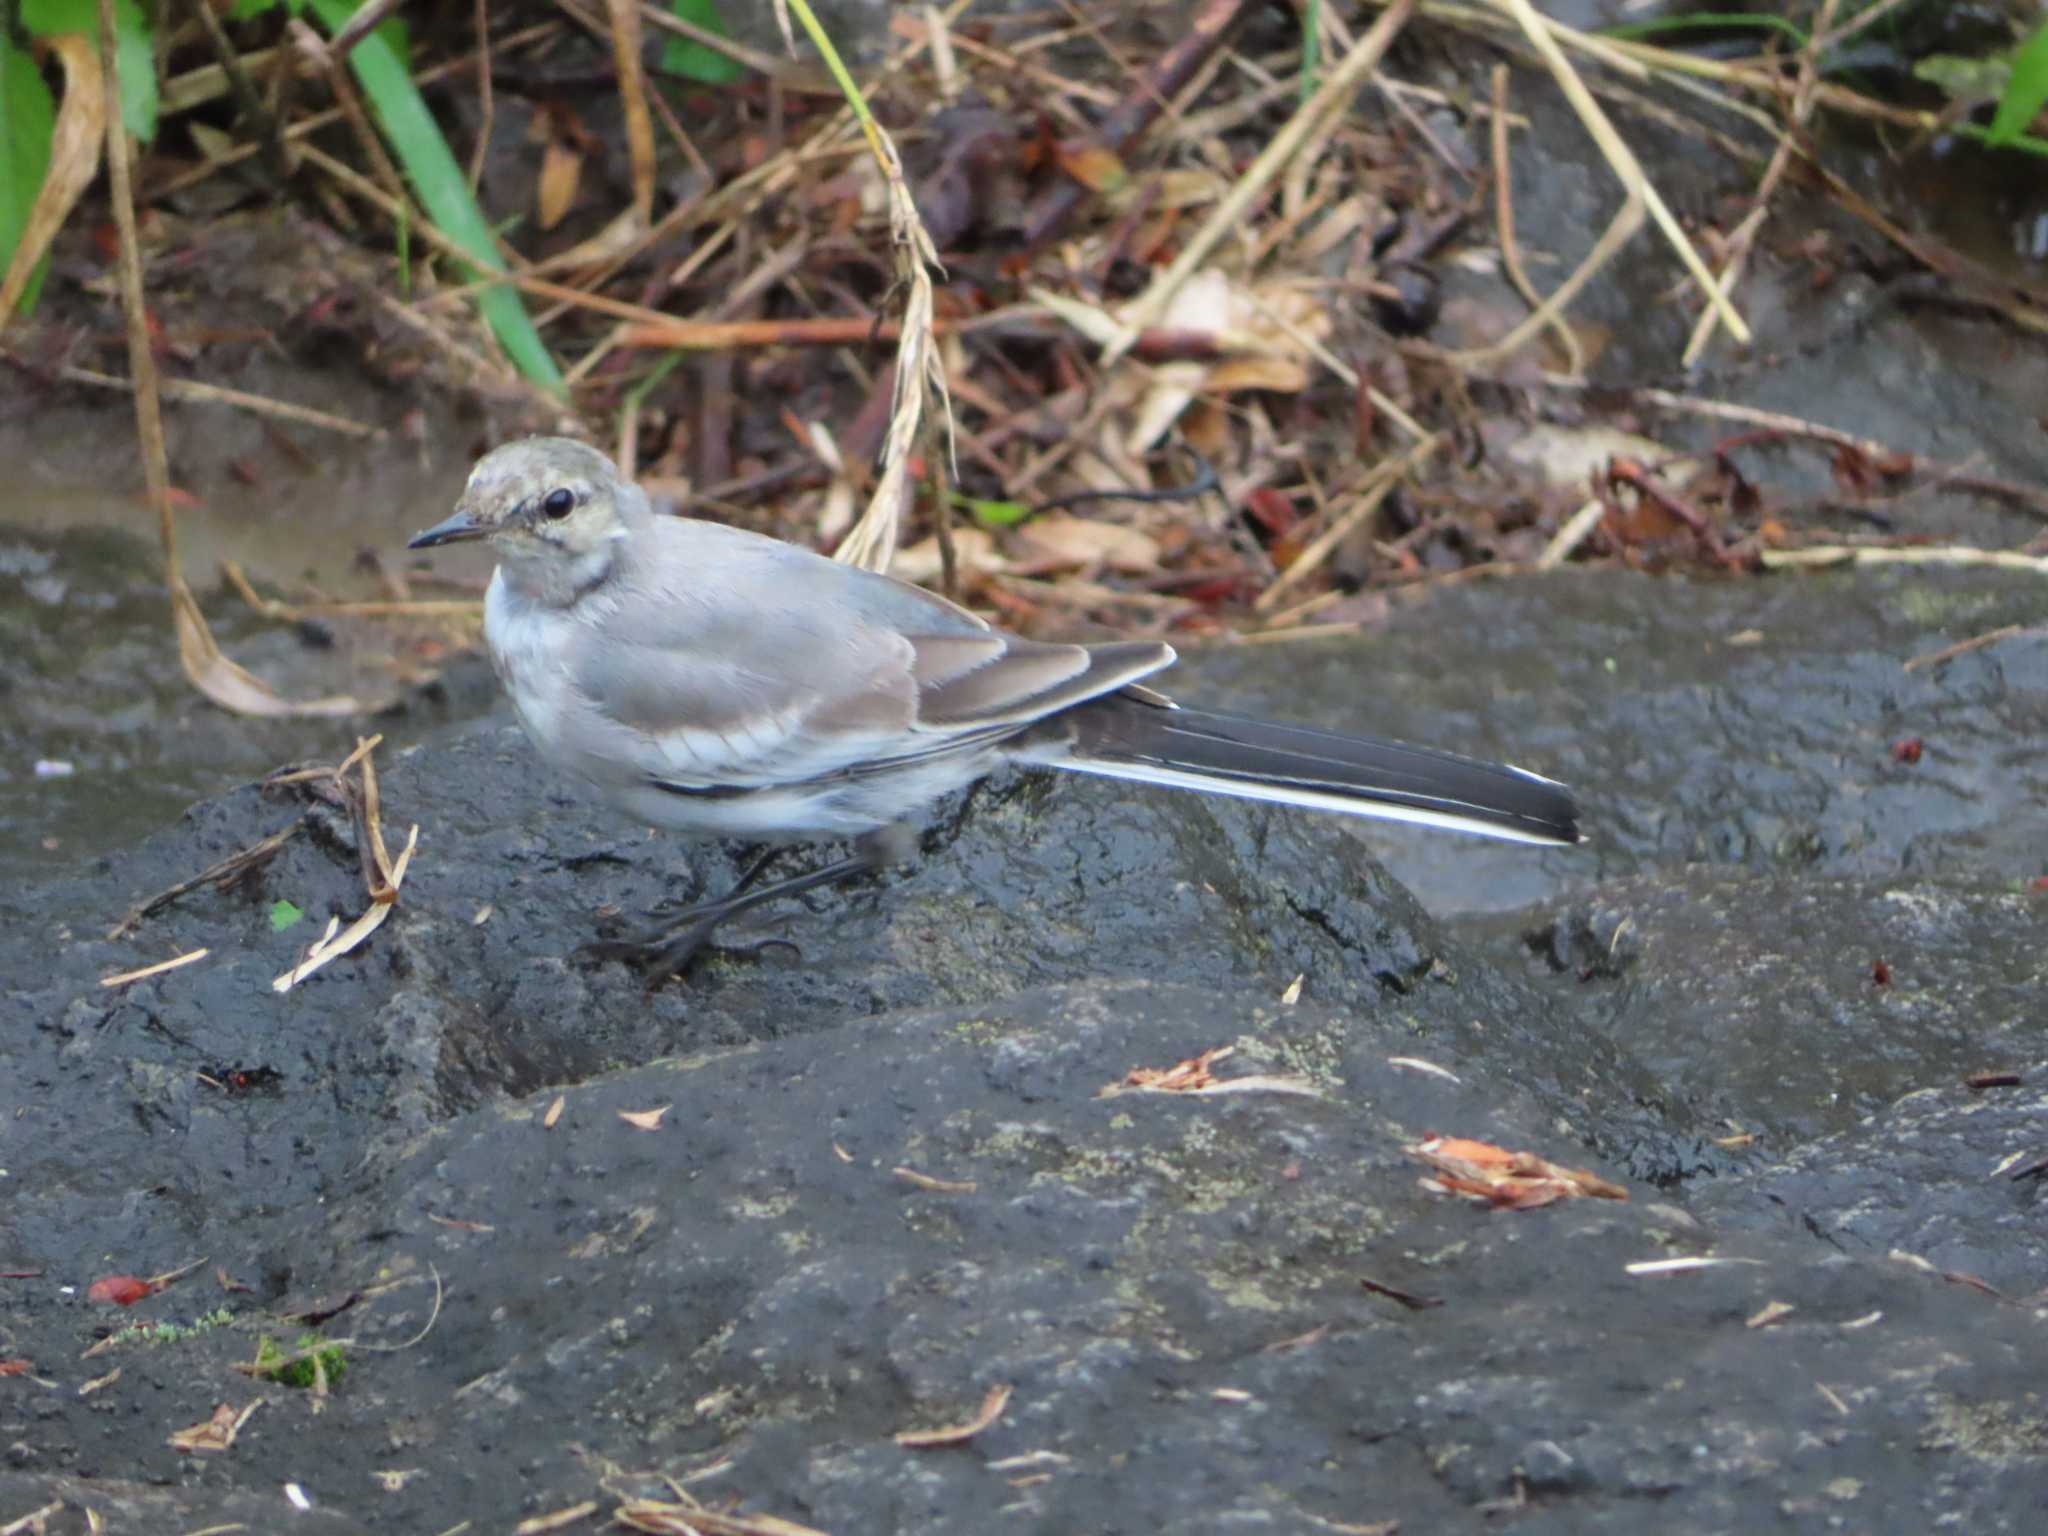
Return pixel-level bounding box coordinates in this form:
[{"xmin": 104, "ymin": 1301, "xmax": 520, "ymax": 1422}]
[
  {"xmin": 575, "ymin": 843, "xmax": 874, "ymax": 987},
  {"xmin": 576, "ymin": 907, "xmax": 798, "ymax": 988}
]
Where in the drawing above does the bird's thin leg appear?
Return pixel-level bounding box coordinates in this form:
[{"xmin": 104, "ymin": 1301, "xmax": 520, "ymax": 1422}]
[
  {"xmin": 640, "ymin": 841, "xmax": 778, "ymax": 915},
  {"xmin": 580, "ymin": 828, "xmax": 905, "ymax": 985}
]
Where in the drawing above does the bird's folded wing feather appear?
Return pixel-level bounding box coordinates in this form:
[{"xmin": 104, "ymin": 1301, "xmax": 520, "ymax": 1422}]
[{"xmin": 561, "ymin": 558, "xmax": 1176, "ymax": 789}]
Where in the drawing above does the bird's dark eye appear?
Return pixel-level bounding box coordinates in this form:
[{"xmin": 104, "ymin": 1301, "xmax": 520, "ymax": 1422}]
[{"xmin": 542, "ymin": 488, "xmax": 575, "ymax": 519}]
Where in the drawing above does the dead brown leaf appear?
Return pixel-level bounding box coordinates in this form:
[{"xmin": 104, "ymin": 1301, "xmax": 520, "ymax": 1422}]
[
  {"xmin": 1117, "ymin": 1044, "xmax": 1235, "ymax": 1093},
  {"xmin": 537, "ymin": 137, "xmax": 584, "ymax": 230},
  {"xmin": 618, "ymin": 1105, "xmax": 671, "ymax": 1131},
  {"xmin": 1055, "ymin": 142, "xmax": 1127, "ymax": 193},
  {"xmin": 1410, "ymin": 1135, "xmax": 1628, "ymax": 1209},
  {"xmin": 1012, "ymin": 512, "xmax": 1159, "ymax": 573}
]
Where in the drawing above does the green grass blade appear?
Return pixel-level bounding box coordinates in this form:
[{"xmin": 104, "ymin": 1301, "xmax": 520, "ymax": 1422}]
[
  {"xmin": 660, "ymin": 0, "xmax": 745, "ymax": 84},
  {"xmin": 1989, "ymin": 20, "xmax": 2048, "ymax": 147},
  {"xmin": 1, "ymin": 34, "xmax": 59, "ymax": 315},
  {"xmin": 296, "ymin": 0, "xmax": 565, "ymax": 395},
  {"xmin": 1298, "ymin": 0, "xmax": 1320, "ymax": 103},
  {"xmin": 1598, "ymin": 12, "xmax": 1810, "ymax": 50},
  {"xmin": 21, "ymin": 0, "xmax": 156, "ymax": 140}
]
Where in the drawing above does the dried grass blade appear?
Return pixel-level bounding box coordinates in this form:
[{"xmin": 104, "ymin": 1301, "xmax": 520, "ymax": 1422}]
[
  {"xmin": 93, "ymin": 0, "xmax": 365, "ymax": 720},
  {"xmin": 895, "ymin": 1383, "xmax": 1014, "ymax": 1447},
  {"xmin": 603, "ymin": 0, "xmax": 656, "ymax": 221},
  {"xmin": 776, "ymin": 0, "xmax": 949, "ymax": 576},
  {"xmin": 100, "ymin": 949, "xmax": 210, "ymax": 989},
  {"xmin": 0, "ymin": 34, "xmax": 104, "ymax": 321},
  {"xmin": 1491, "ymin": 0, "xmax": 1749, "ymax": 346},
  {"xmin": 272, "ymin": 824, "xmax": 417, "ymax": 993}
]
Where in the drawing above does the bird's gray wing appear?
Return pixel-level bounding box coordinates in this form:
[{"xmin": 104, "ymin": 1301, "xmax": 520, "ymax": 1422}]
[{"xmin": 561, "ymin": 518, "xmax": 1177, "ymax": 788}]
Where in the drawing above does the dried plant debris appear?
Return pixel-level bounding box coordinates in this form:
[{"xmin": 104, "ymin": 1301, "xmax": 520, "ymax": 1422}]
[
  {"xmin": 894, "ymin": 1382, "xmax": 1014, "ymax": 1448},
  {"xmin": 1410, "ymin": 1134, "xmax": 1628, "ymax": 1210},
  {"xmin": 11, "ymin": 0, "xmax": 2045, "ymax": 708},
  {"xmin": 269, "ymin": 736, "xmax": 421, "ymax": 992},
  {"xmin": 1101, "ymin": 1044, "xmax": 1321, "ymax": 1098},
  {"xmin": 165, "ymin": 1399, "xmax": 263, "ymax": 1455}
]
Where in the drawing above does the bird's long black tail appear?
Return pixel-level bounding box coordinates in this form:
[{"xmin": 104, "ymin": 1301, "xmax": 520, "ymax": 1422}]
[{"xmin": 1025, "ymin": 692, "xmax": 1580, "ymax": 846}]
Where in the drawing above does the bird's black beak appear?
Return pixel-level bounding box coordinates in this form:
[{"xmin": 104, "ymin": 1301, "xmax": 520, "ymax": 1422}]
[{"xmin": 408, "ymin": 508, "xmax": 487, "ymax": 549}]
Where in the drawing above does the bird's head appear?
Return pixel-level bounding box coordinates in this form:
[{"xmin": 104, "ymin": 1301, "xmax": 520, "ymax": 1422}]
[{"xmin": 408, "ymin": 437, "xmax": 631, "ymax": 562}]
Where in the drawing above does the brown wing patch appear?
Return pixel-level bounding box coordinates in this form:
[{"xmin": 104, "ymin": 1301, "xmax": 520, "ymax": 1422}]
[
  {"xmin": 907, "ymin": 634, "xmax": 1008, "ymax": 690},
  {"xmin": 914, "ymin": 636, "xmax": 1175, "ymax": 729}
]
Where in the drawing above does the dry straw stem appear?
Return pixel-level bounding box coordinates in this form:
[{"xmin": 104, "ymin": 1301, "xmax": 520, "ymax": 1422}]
[
  {"xmin": 225, "ymin": 560, "xmax": 481, "ymax": 621},
  {"xmin": 1455, "ymin": 0, "xmax": 1747, "ymax": 366},
  {"xmin": 1681, "ymin": 0, "xmax": 1840, "ymax": 365},
  {"xmin": 768, "ymin": 0, "xmax": 949, "ymax": 575},
  {"xmin": 40, "ymin": 363, "xmax": 380, "ymax": 437},
  {"xmin": 95, "ymin": 0, "xmax": 363, "ymax": 718},
  {"xmin": 0, "ymin": 34, "xmax": 103, "ymax": 321},
  {"xmin": 639, "ymin": 0, "xmax": 806, "ymax": 80},
  {"xmin": 1112, "ymin": 0, "xmax": 1418, "ymax": 361},
  {"xmin": 514, "ymin": 1502, "xmax": 601, "ymax": 1534},
  {"xmin": 1761, "ymin": 546, "xmax": 2048, "ymax": 576},
  {"xmin": 1537, "ymin": 497, "xmax": 1606, "ymax": 568},
  {"xmin": 1487, "ymin": 63, "xmax": 1582, "ymax": 376},
  {"xmin": 295, "ymin": 14, "xmax": 412, "ymax": 215},
  {"xmin": 99, "ymin": 948, "xmax": 210, "ymax": 989},
  {"xmin": 273, "ymin": 736, "xmax": 420, "ymax": 992},
  {"xmin": 605, "ymin": 0, "xmax": 657, "ymax": 222},
  {"xmin": 614, "ymin": 1490, "xmax": 829, "ymax": 1536},
  {"xmin": 533, "ymin": 0, "xmax": 662, "ymax": 271}
]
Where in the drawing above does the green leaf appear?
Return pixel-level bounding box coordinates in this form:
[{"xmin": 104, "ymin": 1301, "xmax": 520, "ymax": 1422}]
[
  {"xmin": 294, "ymin": 0, "xmax": 565, "ymax": 395},
  {"xmin": 20, "ymin": 0, "xmax": 157, "ymax": 142},
  {"xmin": 1, "ymin": 34, "xmax": 58, "ymax": 316},
  {"xmin": 953, "ymin": 492, "xmax": 1031, "ymax": 527},
  {"xmin": 1989, "ymin": 20, "xmax": 2048, "ymax": 148},
  {"xmin": 269, "ymin": 899, "xmax": 304, "ymax": 932},
  {"xmin": 659, "ymin": 0, "xmax": 746, "ymax": 85}
]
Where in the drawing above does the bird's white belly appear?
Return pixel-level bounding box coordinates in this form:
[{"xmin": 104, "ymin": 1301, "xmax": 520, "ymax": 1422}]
[{"xmin": 486, "ymin": 574, "xmax": 585, "ymax": 776}]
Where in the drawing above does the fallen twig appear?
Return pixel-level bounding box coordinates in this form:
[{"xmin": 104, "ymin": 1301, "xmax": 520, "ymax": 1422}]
[
  {"xmin": 108, "ymin": 816, "xmax": 308, "ymax": 938},
  {"xmin": 1902, "ymin": 624, "xmax": 2044, "ymax": 673},
  {"xmin": 895, "ymin": 1383, "xmax": 1014, "ymax": 1447}
]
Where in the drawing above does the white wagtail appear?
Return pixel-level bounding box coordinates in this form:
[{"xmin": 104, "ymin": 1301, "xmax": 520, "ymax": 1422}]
[{"xmin": 410, "ymin": 438, "xmax": 1580, "ymax": 979}]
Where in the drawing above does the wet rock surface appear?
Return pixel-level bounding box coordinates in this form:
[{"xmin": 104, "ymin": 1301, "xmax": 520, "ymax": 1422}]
[
  {"xmin": 5, "ymin": 564, "xmax": 2047, "ymax": 1530},
  {"xmin": 1179, "ymin": 565, "xmax": 2048, "ymax": 915},
  {"xmin": 1514, "ymin": 866, "xmax": 2046, "ymax": 1149}
]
